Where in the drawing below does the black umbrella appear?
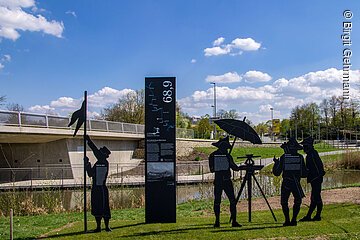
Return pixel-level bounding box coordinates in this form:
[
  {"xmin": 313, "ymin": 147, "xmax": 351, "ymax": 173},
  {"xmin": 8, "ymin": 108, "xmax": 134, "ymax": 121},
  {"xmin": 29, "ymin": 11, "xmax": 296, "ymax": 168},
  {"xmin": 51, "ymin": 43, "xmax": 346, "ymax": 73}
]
[{"xmin": 214, "ymin": 118, "xmax": 262, "ymax": 152}]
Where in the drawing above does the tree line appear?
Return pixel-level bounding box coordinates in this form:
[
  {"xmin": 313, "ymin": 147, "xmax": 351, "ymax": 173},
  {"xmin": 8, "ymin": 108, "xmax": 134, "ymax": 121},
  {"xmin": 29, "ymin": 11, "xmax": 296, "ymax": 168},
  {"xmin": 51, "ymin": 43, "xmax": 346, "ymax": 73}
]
[
  {"xmin": 255, "ymin": 96, "xmax": 360, "ymax": 141},
  {"xmin": 99, "ymin": 91, "xmax": 360, "ymax": 140},
  {"xmin": 3, "ymin": 90, "xmax": 358, "ymax": 141}
]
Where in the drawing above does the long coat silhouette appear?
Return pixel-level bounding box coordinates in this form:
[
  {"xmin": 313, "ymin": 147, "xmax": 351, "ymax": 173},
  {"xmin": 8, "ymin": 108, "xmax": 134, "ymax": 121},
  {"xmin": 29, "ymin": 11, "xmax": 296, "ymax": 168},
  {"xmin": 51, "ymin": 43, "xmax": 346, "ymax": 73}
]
[
  {"xmin": 209, "ymin": 136, "xmax": 241, "ymax": 228},
  {"xmin": 85, "ymin": 135, "xmax": 111, "ymax": 232},
  {"xmin": 273, "ymin": 138, "xmax": 308, "ymax": 226},
  {"xmin": 300, "ymin": 137, "xmax": 325, "ymax": 222}
]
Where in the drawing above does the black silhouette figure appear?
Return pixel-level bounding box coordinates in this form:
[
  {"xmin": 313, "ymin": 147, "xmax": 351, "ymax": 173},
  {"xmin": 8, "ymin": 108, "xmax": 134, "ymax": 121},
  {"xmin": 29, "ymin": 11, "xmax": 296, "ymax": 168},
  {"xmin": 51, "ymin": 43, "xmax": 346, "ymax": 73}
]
[
  {"xmin": 84, "ymin": 135, "xmax": 112, "ymax": 232},
  {"xmin": 299, "ymin": 137, "xmax": 325, "ymax": 222},
  {"xmin": 208, "ymin": 136, "xmax": 242, "ymax": 228},
  {"xmin": 273, "ymin": 138, "xmax": 308, "ymax": 226},
  {"xmin": 68, "ymin": 101, "xmax": 86, "ymax": 137}
]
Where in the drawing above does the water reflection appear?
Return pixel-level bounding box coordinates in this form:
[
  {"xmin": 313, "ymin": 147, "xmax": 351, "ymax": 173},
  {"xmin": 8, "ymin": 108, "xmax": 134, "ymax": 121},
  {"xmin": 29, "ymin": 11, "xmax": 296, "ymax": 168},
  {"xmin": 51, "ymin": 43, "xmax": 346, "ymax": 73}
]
[{"xmin": 1, "ymin": 170, "xmax": 359, "ymax": 213}]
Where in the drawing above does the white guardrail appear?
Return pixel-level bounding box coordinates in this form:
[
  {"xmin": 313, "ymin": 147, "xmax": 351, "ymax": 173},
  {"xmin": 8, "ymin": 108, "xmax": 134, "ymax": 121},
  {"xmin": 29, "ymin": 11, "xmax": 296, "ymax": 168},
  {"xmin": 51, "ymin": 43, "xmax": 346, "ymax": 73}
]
[{"xmin": 0, "ymin": 110, "xmax": 194, "ymax": 138}]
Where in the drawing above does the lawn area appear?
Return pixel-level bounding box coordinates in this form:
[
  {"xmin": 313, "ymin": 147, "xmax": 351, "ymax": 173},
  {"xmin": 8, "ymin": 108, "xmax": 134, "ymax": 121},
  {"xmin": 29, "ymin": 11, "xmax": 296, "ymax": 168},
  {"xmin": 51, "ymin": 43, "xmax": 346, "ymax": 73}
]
[
  {"xmin": 196, "ymin": 142, "xmax": 340, "ymax": 163},
  {"xmin": 1, "ymin": 201, "xmax": 360, "ymax": 239}
]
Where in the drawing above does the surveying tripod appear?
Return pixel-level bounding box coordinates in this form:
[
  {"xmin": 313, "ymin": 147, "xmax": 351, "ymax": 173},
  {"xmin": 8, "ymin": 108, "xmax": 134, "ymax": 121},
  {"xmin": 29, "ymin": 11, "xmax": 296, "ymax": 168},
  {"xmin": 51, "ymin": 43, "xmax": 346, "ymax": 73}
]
[{"xmin": 234, "ymin": 154, "xmax": 277, "ymax": 222}]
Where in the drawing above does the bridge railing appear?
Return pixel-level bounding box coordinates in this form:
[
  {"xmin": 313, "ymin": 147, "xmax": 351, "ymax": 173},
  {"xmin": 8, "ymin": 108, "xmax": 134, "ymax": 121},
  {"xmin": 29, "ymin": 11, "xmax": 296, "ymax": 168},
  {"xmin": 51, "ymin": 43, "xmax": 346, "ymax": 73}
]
[
  {"xmin": 0, "ymin": 110, "xmax": 194, "ymax": 138},
  {"xmin": 0, "ymin": 110, "xmax": 145, "ymax": 135}
]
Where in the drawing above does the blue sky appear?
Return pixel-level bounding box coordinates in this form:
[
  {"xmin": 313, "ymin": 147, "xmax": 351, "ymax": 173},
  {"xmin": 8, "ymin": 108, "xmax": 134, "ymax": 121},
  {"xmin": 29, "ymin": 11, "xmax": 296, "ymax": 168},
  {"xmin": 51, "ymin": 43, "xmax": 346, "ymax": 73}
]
[{"xmin": 0, "ymin": 0, "xmax": 359, "ymax": 123}]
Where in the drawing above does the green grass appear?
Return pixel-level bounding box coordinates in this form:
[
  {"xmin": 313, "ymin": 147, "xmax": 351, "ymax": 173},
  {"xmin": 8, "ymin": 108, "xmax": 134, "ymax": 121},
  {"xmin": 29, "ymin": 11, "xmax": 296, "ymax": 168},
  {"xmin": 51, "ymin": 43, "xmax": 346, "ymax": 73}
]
[
  {"xmin": 321, "ymin": 153, "xmax": 343, "ymax": 163},
  {"xmin": 196, "ymin": 142, "xmax": 340, "ymax": 163},
  {"xmin": 1, "ymin": 200, "xmax": 360, "ymax": 239}
]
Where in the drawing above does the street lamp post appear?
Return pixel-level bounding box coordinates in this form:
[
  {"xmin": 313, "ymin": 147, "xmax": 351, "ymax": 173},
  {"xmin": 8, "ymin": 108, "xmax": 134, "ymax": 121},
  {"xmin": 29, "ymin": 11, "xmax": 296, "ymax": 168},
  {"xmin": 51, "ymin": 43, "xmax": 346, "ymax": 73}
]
[
  {"xmin": 270, "ymin": 107, "xmax": 274, "ymax": 142},
  {"xmin": 211, "ymin": 82, "xmax": 217, "ymax": 138},
  {"xmin": 295, "ymin": 113, "xmax": 298, "ymax": 140}
]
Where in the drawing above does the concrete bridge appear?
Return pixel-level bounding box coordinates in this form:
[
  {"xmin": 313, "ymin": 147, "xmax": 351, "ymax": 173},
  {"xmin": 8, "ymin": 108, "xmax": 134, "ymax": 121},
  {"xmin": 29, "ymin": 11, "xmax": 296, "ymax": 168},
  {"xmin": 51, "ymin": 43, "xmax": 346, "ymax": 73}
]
[
  {"xmin": 0, "ymin": 110, "xmax": 195, "ymax": 186},
  {"xmin": 0, "ymin": 110, "xmax": 149, "ymax": 184}
]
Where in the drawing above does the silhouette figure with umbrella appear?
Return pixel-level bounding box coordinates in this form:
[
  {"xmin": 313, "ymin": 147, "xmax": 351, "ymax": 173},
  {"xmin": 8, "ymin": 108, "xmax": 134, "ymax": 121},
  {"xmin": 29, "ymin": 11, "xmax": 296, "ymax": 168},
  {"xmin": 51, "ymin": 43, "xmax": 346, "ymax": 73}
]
[
  {"xmin": 214, "ymin": 118, "xmax": 277, "ymax": 223},
  {"xmin": 208, "ymin": 136, "xmax": 242, "ymax": 228}
]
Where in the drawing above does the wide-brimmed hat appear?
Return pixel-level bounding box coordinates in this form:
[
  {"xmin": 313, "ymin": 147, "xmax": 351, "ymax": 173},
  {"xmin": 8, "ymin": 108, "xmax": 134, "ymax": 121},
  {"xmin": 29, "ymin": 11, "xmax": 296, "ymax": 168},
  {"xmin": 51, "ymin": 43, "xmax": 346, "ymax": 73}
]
[
  {"xmin": 286, "ymin": 137, "xmax": 303, "ymax": 150},
  {"xmin": 100, "ymin": 146, "xmax": 111, "ymax": 157},
  {"xmin": 300, "ymin": 136, "xmax": 314, "ymax": 146},
  {"xmin": 212, "ymin": 136, "xmax": 232, "ymax": 150}
]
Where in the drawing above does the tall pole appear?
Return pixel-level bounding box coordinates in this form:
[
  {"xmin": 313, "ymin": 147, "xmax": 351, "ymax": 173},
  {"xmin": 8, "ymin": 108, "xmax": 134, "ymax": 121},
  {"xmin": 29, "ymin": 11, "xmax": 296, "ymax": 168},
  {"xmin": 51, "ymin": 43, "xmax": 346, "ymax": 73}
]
[
  {"xmin": 83, "ymin": 91, "xmax": 87, "ymax": 233},
  {"xmin": 211, "ymin": 82, "xmax": 217, "ymax": 138},
  {"xmin": 10, "ymin": 209, "xmax": 13, "ymax": 240},
  {"xmin": 270, "ymin": 107, "xmax": 274, "ymax": 142},
  {"xmin": 295, "ymin": 112, "xmax": 298, "ymax": 140}
]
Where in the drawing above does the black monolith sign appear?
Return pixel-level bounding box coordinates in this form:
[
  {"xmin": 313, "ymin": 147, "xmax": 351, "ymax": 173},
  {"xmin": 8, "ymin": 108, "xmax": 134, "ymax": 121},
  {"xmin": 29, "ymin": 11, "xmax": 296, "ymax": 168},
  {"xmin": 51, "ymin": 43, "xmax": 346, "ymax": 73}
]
[{"xmin": 145, "ymin": 77, "xmax": 176, "ymax": 223}]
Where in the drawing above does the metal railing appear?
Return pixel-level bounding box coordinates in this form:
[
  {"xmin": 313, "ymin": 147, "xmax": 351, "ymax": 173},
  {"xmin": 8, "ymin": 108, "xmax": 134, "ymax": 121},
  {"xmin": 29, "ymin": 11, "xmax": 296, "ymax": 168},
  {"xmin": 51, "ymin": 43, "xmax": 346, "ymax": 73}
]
[
  {"xmin": 0, "ymin": 110, "xmax": 194, "ymax": 137},
  {"xmin": 0, "ymin": 110, "xmax": 145, "ymax": 134},
  {"xmin": 0, "ymin": 161, "xmax": 226, "ymax": 189}
]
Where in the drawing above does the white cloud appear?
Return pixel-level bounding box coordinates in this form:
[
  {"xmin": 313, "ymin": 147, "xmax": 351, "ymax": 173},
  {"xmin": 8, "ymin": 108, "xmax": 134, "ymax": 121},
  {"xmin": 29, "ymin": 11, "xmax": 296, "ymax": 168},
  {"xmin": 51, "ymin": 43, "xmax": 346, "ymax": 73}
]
[
  {"xmin": 191, "ymin": 86, "xmax": 273, "ymax": 102},
  {"xmin": 204, "ymin": 46, "xmax": 231, "ymax": 56},
  {"xmin": 28, "ymin": 104, "xmax": 56, "ymax": 114},
  {"xmin": 231, "ymin": 38, "xmax": 261, "ymax": 51},
  {"xmin": 243, "ymin": 70, "xmax": 272, "ymax": 83},
  {"xmin": 50, "ymin": 97, "xmax": 79, "ymax": 108},
  {"xmin": 2, "ymin": 54, "xmax": 11, "ymax": 62},
  {"xmin": 270, "ymin": 68, "xmax": 350, "ymax": 99},
  {"xmin": 65, "ymin": 10, "xmax": 77, "ymax": 18},
  {"xmin": 88, "ymin": 111, "xmax": 101, "ymax": 119},
  {"xmin": 178, "ymin": 68, "xmax": 360, "ymax": 124},
  {"xmin": 213, "ymin": 37, "xmax": 225, "ymax": 46},
  {"xmin": 191, "ymin": 59, "xmax": 196, "ymax": 63},
  {"xmin": 0, "ymin": 54, "xmax": 12, "ymax": 70},
  {"xmin": 0, "ymin": 0, "xmax": 34, "ymax": 9},
  {"xmin": 0, "ymin": 0, "xmax": 64, "ymax": 41},
  {"xmin": 205, "ymin": 72, "xmax": 242, "ymax": 84},
  {"xmin": 28, "ymin": 87, "xmax": 137, "ymax": 118},
  {"xmin": 258, "ymin": 104, "xmax": 273, "ymax": 113},
  {"xmin": 88, "ymin": 87, "xmax": 135, "ymax": 107},
  {"xmin": 204, "ymin": 37, "xmax": 261, "ymax": 57},
  {"xmin": 273, "ymin": 96, "xmax": 304, "ymax": 110}
]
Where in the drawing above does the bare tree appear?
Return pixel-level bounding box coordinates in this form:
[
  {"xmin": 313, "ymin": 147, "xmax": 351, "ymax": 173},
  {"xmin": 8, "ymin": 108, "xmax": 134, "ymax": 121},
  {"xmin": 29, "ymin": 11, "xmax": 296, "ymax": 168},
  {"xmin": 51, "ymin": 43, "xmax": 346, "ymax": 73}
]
[
  {"xmin": 217, "ymin": 109, "xmax": 239, "ymax": 119},
  {"xmin": 0, "ymin": 95, "xmax": 6, "ymax": 106},
  {"xmin": 320, "ymin": 99, "xmax": 330, "ymax": 140},
  {"xmin": 329, "ymin": 96, "xmax": 338, "ymax": 127},
  {"xmin": 7, "ymin": 103, "xmax": 24, "ymax": 112},
  {"xmin": 102, "ymin": 90, "xmax": 145, "ymax": 124}
]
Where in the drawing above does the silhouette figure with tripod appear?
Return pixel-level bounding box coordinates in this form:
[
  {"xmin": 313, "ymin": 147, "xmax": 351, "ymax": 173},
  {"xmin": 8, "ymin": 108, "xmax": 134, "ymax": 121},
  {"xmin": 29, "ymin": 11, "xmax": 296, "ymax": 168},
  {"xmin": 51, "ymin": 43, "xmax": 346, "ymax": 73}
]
[{"xmin": 233, "ymin": 154, "xmax": 277, "ymax": 222}]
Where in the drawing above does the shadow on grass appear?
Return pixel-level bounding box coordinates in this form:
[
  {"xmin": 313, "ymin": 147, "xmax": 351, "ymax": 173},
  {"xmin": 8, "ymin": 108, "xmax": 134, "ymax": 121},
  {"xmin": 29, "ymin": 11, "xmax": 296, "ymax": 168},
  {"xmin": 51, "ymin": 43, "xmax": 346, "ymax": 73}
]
[
  {"xmin": 120, "ymin": 223, "xmax": 282, "ymax": 238},
  {"xmin": 121, "ymin": 225, "xmax": 214, "ymax": 238},
  {"xmin": 211, "ymin": 224, "xmax": 283, "ymax": 233},
  {"xmin": 38, "ymin": 222, "xmax": 146, "ymax": 239}
]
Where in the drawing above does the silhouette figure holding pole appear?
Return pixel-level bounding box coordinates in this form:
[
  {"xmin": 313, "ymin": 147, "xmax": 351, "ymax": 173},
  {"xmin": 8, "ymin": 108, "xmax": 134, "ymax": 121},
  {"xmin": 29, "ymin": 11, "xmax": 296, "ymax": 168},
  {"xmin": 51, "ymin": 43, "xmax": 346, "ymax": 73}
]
[
  {"xmin": 209, "ymin": 136, "xmax": 242, "ymax": 228},
  {"xmin": 84, "ymin": 135, "xmax": 112, "ymax": 232},
  {"xmin": 300, "ymin": 137, "xmax": 325, "ymax": 222},
  {"xmin": 273, "ymin": 138, "xmax": 308, "ymax": 226}
]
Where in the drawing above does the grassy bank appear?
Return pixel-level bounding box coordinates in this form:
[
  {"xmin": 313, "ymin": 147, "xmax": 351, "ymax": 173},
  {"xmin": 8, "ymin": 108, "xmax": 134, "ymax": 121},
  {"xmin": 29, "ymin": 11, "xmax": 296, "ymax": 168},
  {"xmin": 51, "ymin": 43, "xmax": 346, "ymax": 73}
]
[
  {"xmin": 1, "ymin": 200, "xmax": 360, "ymax": 239},
  {"xmin": 261, "ymin": 150, "xmax": 360, "ymax": 174}
]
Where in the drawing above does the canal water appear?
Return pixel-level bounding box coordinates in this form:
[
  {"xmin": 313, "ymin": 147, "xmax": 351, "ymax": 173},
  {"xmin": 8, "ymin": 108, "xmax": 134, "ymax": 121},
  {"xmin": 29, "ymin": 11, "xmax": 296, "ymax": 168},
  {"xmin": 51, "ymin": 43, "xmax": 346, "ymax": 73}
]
[{"xmin": 1, "ymin": 170, "xmax": 359, "ymax": 214}]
